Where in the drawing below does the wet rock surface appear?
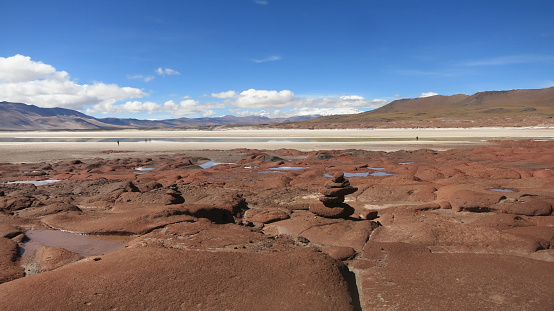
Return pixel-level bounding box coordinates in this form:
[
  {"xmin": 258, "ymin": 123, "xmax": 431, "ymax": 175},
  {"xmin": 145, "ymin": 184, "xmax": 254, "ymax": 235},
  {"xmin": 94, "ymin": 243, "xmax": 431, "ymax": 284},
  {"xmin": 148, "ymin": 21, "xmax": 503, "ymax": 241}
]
[{"xmin": 0, "ymin": 140, "xmax": 553, "ymax": 310}]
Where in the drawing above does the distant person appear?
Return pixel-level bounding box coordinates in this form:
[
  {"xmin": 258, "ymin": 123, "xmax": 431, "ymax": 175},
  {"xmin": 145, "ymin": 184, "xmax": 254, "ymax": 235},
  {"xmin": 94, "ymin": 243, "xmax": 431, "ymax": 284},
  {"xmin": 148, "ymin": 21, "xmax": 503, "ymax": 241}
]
[
  {"xmin": 416, "ymin": 136, "xmax": 419, "ymax": 141},
  {"xmin": 117, "ymin": 140, "xmax": 120, "ymax": 146}
]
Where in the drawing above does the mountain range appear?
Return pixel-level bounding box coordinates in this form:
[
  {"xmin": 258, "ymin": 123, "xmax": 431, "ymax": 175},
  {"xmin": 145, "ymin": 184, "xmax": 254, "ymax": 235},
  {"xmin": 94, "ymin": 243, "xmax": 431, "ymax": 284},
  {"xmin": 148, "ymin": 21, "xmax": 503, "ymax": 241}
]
[
  {"xmin": 1, "ymin": 87, "xmax": 553, "ymax": 130},
  {"xmin": 298, "ymin": 87, "xmax": 554, "ymax": 127},
  {"xmin": 0, "ymin": 102, "xmax": 317, "ymax": 131}
]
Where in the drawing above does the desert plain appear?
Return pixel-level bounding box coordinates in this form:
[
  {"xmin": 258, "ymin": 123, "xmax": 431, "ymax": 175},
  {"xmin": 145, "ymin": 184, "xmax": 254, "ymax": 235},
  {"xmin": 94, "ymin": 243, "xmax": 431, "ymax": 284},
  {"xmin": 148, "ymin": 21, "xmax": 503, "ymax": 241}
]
[{"xmin": 0, "ymin": 127, "xmax": 553, "ymax": 310}]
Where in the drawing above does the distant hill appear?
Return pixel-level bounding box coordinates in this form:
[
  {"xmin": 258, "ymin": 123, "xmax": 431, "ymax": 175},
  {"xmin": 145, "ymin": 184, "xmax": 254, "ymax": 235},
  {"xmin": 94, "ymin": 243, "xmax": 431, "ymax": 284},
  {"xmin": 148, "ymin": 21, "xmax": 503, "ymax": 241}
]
[
  {"xmin": 0, "ymin": 102, "xmax": 317, "ymax": 130},
  {"xmin": 296, "ymin": 87, "xmax": 554, "ymax": 128}
]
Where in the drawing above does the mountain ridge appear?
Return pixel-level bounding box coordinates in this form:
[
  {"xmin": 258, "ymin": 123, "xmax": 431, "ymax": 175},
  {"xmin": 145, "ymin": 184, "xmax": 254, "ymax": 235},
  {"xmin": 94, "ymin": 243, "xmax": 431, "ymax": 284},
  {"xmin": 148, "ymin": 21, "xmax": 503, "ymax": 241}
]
[
  {"xmin": 294, "ymin": 87, "xmax": 554, "ymax": 128},
  {"xmin": 0, "ymin": 102, "xmax": 317, "ymax": 130},
  {"xmin": 2, "ymin": 86, "xmax": 554, "ymax": 130}
]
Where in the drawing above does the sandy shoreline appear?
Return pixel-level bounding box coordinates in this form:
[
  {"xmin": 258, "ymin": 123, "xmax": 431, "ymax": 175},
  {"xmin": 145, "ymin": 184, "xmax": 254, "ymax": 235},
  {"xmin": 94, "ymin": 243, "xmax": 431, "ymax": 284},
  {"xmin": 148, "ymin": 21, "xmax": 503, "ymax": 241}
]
[{"xmin": 1, "ymin": 127, "xmax": 552, "ymax": 163}]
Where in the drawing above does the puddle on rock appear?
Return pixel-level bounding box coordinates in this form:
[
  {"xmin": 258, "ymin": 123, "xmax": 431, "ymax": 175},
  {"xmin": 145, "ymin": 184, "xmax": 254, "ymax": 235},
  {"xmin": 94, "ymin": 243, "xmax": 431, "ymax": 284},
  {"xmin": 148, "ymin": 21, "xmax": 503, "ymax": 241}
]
[
  {"xmin": 370, "ymin": 171, "xmax": 394, "ymax": 176},
  {"xmin": 344, "ymin": 172, "xmax": 370, "ymax": 177},
  {"xmin": 2, "ymin": 180, "xmax": 61, "ymax": 186},
  {"xmin": 488, "ymin": 188, "xmax": 515, "ymax": 193},
  {"xmin": 268, "ymin": 166, "xmax": 308, "ymax": 171},
  {"xmin": 324, "ymin": 171, "xmax": 394, "ymax": 178},
  {"xmin": 23, "ymin": 230, "xmax": 125, "ymax": 257},
  {"xmin": 134, "ymin": 167, "xmax": 155, "ymax": 174},
  {"xmin": 398, "ymin": 162, "xmax": 415, "ymax": 165},
  {"xmin": 199, "ymin": 160, "xmax": 235, "ymax": 169}
]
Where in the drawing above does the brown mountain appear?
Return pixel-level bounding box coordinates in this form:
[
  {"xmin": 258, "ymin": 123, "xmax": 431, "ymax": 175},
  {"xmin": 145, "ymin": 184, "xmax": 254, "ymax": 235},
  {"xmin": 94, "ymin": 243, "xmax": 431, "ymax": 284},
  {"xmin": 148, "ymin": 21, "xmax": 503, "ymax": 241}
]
[
  {"xmin": 0, "ymin": 102, "xmax": 317, "ymax": 131},
  {"xmin": 298, "ymin": 87, "xmax": 554, "ymax": 128}
]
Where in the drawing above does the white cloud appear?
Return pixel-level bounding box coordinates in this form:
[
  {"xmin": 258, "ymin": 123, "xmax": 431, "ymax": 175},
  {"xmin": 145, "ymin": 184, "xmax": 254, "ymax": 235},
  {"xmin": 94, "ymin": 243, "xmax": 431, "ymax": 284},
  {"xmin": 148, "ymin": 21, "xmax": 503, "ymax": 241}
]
[
  {"xmin": 419, "ymin": 92, "xmax": 439, "ymax": 98},
  {"xmin": 254, "ymin": 0, "xmax": 269, "ymax": 4},
  {"xmin": 156, "ymin": 67, "xmax": 180, "ymax": 75},
  {"xmin": 127, "ymin": 74, "xmax": 155, "ymax": 82},
  {"xmin": 231, "ymin": 107, "xmax": 363, "ymax": 118},
  {"xmin": 211, "ymin": 90, "xmax": 237, "ymax": 98},
  {"xmin": 163, "ymin": 99, "xmax": 223, "ymax": 117},
  {"xmin": 235, "ymin": 89, "xmax": 295, "ymax": 108},
  {"xmin": 86, "ymin": 101, "xmax": 161, "ymax": 115},
  {"xmin": 84, "ymin": 88, "xmax": 387, "ymax": 118},
  {"xmin": 0, "ymin": 55, "xmax": 146, "ymax": 110},
  {"xmin": 252, "ymin": 55, "xmax": 281, "ymax": 63},
  {"xmin": 0, "ymin": 54, "xmax": 66, "ymax": 83}
]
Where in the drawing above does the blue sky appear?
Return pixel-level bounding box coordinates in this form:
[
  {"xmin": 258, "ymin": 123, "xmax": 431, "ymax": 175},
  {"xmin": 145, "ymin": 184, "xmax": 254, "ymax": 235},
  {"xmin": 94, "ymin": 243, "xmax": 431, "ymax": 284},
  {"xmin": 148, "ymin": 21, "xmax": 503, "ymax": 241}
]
[{"xmin": 1, "ymin": 0, "xmax": 553, "ymax": 119}]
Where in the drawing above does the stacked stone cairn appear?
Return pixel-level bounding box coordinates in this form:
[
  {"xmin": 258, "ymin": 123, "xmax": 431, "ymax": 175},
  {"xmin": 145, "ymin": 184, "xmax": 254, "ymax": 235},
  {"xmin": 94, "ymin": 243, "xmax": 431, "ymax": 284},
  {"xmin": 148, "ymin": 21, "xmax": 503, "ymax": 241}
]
[{"xmin": 309, "ymin": 172, "xmax": 357, "ymax": 218}]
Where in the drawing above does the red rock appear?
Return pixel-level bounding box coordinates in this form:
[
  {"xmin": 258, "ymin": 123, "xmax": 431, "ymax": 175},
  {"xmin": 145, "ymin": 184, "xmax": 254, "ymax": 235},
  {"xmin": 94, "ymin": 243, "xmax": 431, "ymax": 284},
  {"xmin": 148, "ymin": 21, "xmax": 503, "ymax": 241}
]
[
  {"xmin": 243, "ymin": 208, "xmax": 290, "ymax": 224},
  {"xmin": 0, "ymin": 224, "xmax": 21, "ymax": 238},
  {"xmin": 0, "ymin": 238, "xmax": 24, "ymax": 284},
  {"xmin": 504, "ymin": 226, "xmax": 554, "ymax": 249},
  {"xmin": 325, "ymin": 180, "xmax": 350, "ymax": 188},
  {"xmin": 414, "ymin": 166, "xmax": 445, "ymax": 181},
  {"xmin": 533, "ymin": 169, "xmax": 553, "ymax": 178},
  {"xmin": 358, "ymin": 210, "xmax": 379, "ymax": 220},
  {"xmin": 323, "ymin": 246, "xmax": 356, "ymax": 261},
  {"xmin": 319, "ymin": 195, "xmax": 345, "ymax": 204},
  {"xmin": 38, "ymin": 246, "xmax": 84, "ymax": 272},
  {"xmin": 0, "ymin": 247, "xmax": 355, "ymax": 311},
  {"xmin": 115, "ymin": 190, "xmax": 184, "ymax": 208},
  {"xmin": 0, "ymin": 196, "xmax": 34, "ymax": 211},
  {"xmin": 320, "ymin": 186, "xmax": 358, "ymax": 197},
  {"xmin": 16, "ymin": 203, "xmax": 81, "ymax": 218},
  {"xmin": 449, "ymin": 190, "xmax": 506, "ymax": 212},
  {"xmin": 470, "ymin": 214, "xmax": 536, "ymax": 230},
  {"xmin": 133, "ymin": 221, "xmax": 268, "ymax": 250},
  {"xmin": 41, "ymin": 208, "xmax": 197, "ymax": 235},
  {"xmin": 493, "ymin": 197, "xmax": 552, "ymax": 216},
  {"xmin": 357, "ymin": 184, "xmax": 437, "ymax": 203},
  {"xmin": 264, "ymin": 213, "xmax": 379, "ymax": 252},
  {"xmin": 309, "ymin": 202, "xmax": 354, "ymax": 218},
  {"xmin": 359, "ymin": 242, "xmax": 554, "ymax": 310}
]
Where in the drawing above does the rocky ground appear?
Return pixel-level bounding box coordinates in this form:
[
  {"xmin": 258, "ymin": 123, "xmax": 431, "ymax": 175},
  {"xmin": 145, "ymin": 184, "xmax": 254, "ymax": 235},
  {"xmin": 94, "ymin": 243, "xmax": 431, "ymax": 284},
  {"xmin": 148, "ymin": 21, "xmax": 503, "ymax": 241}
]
[{"xmin": 0, "ymin": 139, "xmax": 553, "ymax": 310}]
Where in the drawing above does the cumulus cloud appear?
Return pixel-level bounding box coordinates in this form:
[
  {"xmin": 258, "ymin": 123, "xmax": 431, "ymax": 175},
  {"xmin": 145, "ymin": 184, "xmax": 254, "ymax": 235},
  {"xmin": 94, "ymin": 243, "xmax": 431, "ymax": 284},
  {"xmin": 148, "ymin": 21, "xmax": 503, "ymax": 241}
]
[
  {"xmin": 211, "ymin": 90, "xmax": 237, "ymax": 98},
  {"xmin": 156, "ymin": 67, "xmax": 180, "ymax": 75},
  {"xmin": 235, "ymin": 89, "xmax": 294, "ymax": 108},
  {"xmin": 226, "ymin": 89, "xmax": 388, "ymax": 117},
  {"xmin": 85, "ymin": 88, "xmax": 388, "ymax": 118},
  {"xmin": 419, "ymin": 92, "xmax": 439, "ymax": 98},
  {"xmin": 0, "ymin": 55, "xmax": 146, "ymax": 110}
]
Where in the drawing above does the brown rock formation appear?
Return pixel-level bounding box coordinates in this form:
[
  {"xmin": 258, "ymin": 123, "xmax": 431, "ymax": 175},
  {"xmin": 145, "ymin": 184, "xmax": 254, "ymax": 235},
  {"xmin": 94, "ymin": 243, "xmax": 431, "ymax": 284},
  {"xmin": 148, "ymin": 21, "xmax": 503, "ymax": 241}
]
[{"xmin": 310, "ymin": 173, "xmax": 357, "ymax": 218}]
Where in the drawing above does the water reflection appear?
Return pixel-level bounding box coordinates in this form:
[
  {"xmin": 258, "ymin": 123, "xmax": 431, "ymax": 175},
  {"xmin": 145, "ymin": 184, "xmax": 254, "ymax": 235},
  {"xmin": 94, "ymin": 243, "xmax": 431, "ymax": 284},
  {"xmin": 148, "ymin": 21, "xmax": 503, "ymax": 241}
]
[
  {"xmin": 24, "ymin": 230, "xmax": 125, "ymax": 257},
  {"xmin": 2, "ymin": 180, "xmax": 61, "ymax": 186}
]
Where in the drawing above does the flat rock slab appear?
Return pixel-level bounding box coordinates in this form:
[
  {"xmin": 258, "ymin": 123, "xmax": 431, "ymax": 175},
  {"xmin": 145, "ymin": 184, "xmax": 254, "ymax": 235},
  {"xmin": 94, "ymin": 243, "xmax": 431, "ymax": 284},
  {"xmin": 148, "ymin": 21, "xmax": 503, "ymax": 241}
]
[
  {"xmin": 264, "ymin": 212, "xmax": 379, "ymax": 252},
  {"xmin": 42, "ymin": 208, "xmax": 197, "ymax": 235},
  {"xmin": 0, "ymin": 247, "xmax": 355, "ymax": 311},
  {"xmin": 360, "ymin": 242, "xmax": 554, "ymax": 310}
]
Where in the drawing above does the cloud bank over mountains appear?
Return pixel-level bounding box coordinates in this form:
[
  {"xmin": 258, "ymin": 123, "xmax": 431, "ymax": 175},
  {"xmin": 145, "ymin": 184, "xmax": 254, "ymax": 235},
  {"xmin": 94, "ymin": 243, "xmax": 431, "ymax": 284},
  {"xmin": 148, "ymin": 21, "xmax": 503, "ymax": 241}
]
[{"xmin": 0, "ymin": 55, "xmax": 389, "ymax": 118}]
